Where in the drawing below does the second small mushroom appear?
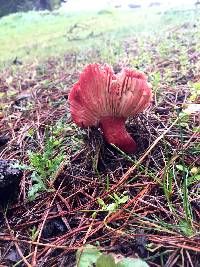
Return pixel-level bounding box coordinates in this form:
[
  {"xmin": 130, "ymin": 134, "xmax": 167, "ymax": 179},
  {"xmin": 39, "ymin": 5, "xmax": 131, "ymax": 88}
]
[{"xmin": 69, "ymin": 63, "xmax": 152, "ymax": 153}]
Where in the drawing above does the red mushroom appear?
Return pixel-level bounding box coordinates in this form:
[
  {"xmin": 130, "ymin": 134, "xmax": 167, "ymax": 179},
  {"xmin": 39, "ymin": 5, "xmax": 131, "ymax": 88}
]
[{"xmin": 69, "ymin": 63, "xmax": 152, "ymax": 153}]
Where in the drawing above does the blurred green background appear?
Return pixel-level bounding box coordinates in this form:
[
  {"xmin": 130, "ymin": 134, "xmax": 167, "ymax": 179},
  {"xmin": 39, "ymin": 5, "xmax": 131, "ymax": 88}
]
[{"xmin": 0, "ymin": 0, "xmax": 199, "ymax": 69}]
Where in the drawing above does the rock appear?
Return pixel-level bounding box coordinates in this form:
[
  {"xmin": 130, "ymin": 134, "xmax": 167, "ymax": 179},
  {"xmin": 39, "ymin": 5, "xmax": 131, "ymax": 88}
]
[
  {"xmin": 42, "ymin": 219, "xmax": 67, "ymax": 238},
  {"xmin": 0, "ymin": 159, "xmax": 23, "ymax": 204},
  {"xmin": 0, "ymin": 135, "xmax": 9, "ymax": 147}
]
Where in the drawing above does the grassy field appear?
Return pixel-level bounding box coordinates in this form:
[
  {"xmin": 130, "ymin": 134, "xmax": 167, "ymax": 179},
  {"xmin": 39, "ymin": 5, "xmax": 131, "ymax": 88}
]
[
  {"xmin": 0, "ymin": 7, "xmax": 200, "ymax": 267},
  {"xmin": 0, "ymin": 8, "xmax": 199, "ymax": 67}
]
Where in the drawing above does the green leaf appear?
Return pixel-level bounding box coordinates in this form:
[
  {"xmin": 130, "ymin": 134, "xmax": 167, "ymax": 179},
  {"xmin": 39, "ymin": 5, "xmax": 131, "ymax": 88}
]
[
  {"xmin": 179, "ymin": 220, "xmax": 194, "ymax": 237},
  {"xmin": 118, "ymin": 195, "xmax": 129, "ymax": 205},
  {"xmin": 97, "ymin": 198, "xmax": 106, "ymax": 208},
  {"xmin": 11, "ymin": 163, "xmax": 31, "ymax": 171},
  {"xmin": 113, "ymin": 193, "xmax": 120, "ymax": 202},
  {"xmin": 179, "ymin": 122, "xmax": 189, "ymax": 128},
  {"xmin": 106, "ymin": 202, "xmax": 118, "ymax": 211},
  {"xmin": 76, "ymin": 245, "xmax": 101, "ymax": 267},
  {"xmin": 176, "ymin": 164, "xmax": 187, "ymax": 172},
  {"xmin": 117, "ymin": 258, "xmax": 149, "ymax": 267},
  {"xmin": 188, "ymin": 174, "xmax": 200, "ymax": 186},
  {"xmin": 96, "ymin": 254, "xmax": 116, "ymax": 267},
  {"xmin": 192, "ymin": 127, "xmax": 200, "ymax": 133},
  {"xmin": 194, "ymin": 82, "xmax": 200, "ymax": 91},
  {"xmin": 53, "ymin": 140, "xmax": 61, "ymax": 146}
]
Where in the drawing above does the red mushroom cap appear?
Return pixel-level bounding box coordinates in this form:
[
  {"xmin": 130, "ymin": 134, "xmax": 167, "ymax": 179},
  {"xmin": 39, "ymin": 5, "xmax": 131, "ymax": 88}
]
[{"xmin": 69, "ymin": 63, "xmax": 152, "ymax": 153}]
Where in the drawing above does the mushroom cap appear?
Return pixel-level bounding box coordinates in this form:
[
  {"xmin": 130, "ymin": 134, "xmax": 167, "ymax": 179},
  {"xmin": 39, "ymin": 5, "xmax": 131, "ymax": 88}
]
[{"xmin": 69, "ymin": 63, "xmax": 152, "ymax": 127}]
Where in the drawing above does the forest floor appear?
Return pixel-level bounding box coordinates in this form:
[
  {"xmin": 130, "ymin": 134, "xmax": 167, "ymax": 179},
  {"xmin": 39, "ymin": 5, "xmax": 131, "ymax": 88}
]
[{"xmin": 0, "ymin": 8, "xmax": 200, "ymax": 267}]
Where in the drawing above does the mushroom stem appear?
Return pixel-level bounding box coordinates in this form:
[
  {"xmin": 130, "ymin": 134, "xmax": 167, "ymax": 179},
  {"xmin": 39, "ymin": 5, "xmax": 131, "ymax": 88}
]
[{"xmin": 99, "ymin": 116, "xmax": 137, "ymax": 154}]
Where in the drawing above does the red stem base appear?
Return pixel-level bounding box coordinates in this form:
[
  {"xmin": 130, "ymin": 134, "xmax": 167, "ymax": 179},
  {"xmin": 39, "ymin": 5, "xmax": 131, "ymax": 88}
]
[{"xmin": 99, "ymin": 116, "xmax": 137, "ymax": 154}]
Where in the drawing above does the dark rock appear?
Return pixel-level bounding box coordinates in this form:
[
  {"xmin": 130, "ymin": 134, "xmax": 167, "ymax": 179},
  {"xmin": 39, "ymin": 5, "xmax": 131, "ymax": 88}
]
[
  {"xmin": 0, "ymin": 159, "xmax": 23, "ymax": 204},
  {"xmin": 0, "ymin": 160, "xmax": 22, "ymax": 188},
  {"xmin": 42, "ymin": 219, "xmax": 67, "ymax": 238},
  {"xmin": 0, "ymin": 136, "xmax": 9, "ymax": 147}
]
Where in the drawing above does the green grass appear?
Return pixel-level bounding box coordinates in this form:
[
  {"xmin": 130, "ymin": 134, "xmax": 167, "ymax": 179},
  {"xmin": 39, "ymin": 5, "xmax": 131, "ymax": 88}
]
[{"xmin": 0, "ymin": 8, "xmax": 199, "ymax": 68}]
